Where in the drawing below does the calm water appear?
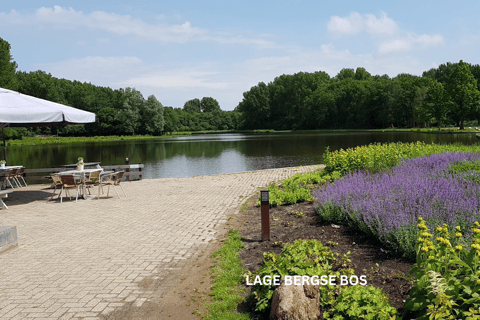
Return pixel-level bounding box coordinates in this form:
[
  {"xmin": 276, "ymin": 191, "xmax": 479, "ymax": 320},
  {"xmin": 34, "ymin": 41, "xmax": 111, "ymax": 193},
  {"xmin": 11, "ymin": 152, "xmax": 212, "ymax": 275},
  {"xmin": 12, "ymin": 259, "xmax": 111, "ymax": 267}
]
[{"xmin": 5, "ymin": 132, "xmax": 480, "ymax": 179}]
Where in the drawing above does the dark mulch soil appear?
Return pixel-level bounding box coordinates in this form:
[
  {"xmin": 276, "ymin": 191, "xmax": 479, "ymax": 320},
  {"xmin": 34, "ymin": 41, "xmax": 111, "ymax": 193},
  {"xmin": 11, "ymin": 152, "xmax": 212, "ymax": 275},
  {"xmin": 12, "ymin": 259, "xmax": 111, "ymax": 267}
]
[{"xmin": 232, "ymin": 195, "xmax": 415, "ymax": 316}]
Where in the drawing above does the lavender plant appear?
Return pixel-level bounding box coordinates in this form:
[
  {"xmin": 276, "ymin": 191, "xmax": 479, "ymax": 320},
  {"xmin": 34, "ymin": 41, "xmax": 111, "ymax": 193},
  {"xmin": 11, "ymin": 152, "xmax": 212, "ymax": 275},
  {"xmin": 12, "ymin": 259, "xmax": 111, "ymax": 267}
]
[{"xmin": 315, "ymin": 152, "xmax": 480, "ymax": 259}]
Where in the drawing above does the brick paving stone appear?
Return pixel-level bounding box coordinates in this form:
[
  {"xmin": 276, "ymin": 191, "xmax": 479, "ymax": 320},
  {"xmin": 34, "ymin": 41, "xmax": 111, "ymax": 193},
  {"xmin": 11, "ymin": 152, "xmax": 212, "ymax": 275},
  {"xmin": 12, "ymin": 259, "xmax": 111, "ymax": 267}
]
[{"xmin": 0, "ymin": 165, "xmax": 323, "ymax": 318}]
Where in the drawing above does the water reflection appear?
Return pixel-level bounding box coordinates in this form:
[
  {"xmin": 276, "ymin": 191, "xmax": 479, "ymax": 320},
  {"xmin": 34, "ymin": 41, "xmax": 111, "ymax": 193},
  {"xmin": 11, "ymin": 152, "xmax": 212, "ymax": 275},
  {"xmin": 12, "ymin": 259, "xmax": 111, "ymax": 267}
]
[{"xmin": 7, "ymin": 132, "xmax": 479, "ymax": 179}]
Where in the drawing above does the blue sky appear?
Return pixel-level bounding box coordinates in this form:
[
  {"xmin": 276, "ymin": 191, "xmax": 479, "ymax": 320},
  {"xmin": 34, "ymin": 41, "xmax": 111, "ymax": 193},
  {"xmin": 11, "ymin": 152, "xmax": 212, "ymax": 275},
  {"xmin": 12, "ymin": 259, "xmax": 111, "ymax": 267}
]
[{"xmin": 1, "ymin": 1, "xmax": 479, "ymax": 110}]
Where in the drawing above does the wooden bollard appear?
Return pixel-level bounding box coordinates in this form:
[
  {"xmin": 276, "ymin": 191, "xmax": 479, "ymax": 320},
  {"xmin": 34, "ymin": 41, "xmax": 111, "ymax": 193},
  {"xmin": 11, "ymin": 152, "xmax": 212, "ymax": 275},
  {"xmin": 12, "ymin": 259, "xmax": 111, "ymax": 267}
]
[
  {"xmin": 125, "ymin": 157, "xmax": 130, "ymax": 181},
  {"xmin": 260, "ymin": 190, "xmax": 270, "ymax": 241}
]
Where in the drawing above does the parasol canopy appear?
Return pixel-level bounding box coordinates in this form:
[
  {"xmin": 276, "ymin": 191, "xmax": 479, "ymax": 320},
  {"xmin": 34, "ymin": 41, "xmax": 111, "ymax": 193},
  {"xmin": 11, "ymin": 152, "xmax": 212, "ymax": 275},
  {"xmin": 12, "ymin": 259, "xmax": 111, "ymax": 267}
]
[{"xmin": 0, "ymin": 87, "xmax": 96, "ymax": 163}]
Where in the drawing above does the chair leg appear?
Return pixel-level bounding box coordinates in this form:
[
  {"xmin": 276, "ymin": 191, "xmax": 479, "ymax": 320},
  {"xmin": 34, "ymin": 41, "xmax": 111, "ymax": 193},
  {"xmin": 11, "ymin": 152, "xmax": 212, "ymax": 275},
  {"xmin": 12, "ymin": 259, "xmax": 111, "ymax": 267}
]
[
  {"xmin": 48, "ymin": 186, "xmax": 58, "ymax": 202},
  {"xmin": 0, "ymin": 198, "xmax": 8, "ymax": 209},
  {"xmin": 112, "ymin": 185, "xmax": 121, "ymax": 198},
  {"xmin": 119, "ymin": 184, "xmax": 127, "ymax": 197},
  {"xmin": 20, "ymin": 176, "xmax": 27, "ymax": 187},
  {"xmin": 60, "ymin": 186, "xmax": 64, "ymax": 203},
  {"xmin": 13, "ymin": 177, "xmax": 21, "ymax": 188},
  {"xmin": 6, "ymin": 179, "xmax": 14, "ymax": 189}
]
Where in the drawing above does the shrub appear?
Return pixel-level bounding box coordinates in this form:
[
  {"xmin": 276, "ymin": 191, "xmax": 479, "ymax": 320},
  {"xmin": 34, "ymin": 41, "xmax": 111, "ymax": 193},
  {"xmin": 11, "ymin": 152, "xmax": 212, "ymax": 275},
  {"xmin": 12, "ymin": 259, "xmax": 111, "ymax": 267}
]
[
  {"xmin": 324, "ymin": 285, "xmax": 398, "ymax": 320},
  {"xmin": 322, "ymin": 141, "xmax": 480, "ymax": 175},
  {"xmin": 315, "ymin": 153, "xmax": 480, "ymax": 260},
  {"xmin": 249, "ymin": 239, "xmax": 354, "ymax": 313},
  {"xmin": 403, "ymin": 218, "xmax": 480, "ymax": 320},
  {"xmin": 256, "ymin": 170, "xmax": 341, "ymax": 206}
]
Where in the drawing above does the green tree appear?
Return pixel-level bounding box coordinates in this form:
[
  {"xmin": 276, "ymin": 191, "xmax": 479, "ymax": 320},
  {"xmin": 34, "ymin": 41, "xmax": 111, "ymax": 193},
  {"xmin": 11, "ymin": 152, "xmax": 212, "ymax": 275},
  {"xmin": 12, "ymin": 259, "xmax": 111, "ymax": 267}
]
[
  {"xmin": 200, "ymin": 97, "xmax": 221, "ymax": 112},
  {"xmin": 116, "ymin": 88, "xmax": 143, "ymax": 135},
  {"xmin": 139, "ymin": 95, "xmax": 164, "ymax": 134},
  {"xmin": 183, "ymin": 98, "xmax": 201, "ymax": 112},
  {"xmin": 418, "ymin": 80, "xmax": 450, "ymax": 128},
  {"xmin": 446, "ymin": 60, "xmax": 480, "ymax": 130},
  {"xmin": 335, "ymin": 68, "xmax": 355, "ymax": 81},
  {"xmin": 0, "ymin": 37, "xmax": 18, "ymax": 90}
]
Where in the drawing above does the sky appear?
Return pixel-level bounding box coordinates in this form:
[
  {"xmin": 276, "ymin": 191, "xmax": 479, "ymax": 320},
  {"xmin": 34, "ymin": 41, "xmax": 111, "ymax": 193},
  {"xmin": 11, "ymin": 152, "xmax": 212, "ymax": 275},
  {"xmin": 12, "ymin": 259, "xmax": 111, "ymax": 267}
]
[{"xmin": 1, "ymin": 1, "xmax": 480, "ymax": 111}]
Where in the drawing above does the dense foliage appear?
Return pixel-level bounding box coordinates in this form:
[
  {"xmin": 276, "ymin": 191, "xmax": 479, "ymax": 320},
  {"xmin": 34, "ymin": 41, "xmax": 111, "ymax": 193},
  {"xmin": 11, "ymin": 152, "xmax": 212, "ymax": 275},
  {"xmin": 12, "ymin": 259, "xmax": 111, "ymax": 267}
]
[
  {"xmin": 316, "ymin": 153, "xmax": 480, "ymax": 260},
  {"xmin": 249, "ymin": 239, "xmax": 354, "ymax": 313},
  {"xmin": 404, "ymin": 218, "xmax": 480, "ymax": 319},
  {"xmin": 236, "ymin": 63, "xmax": 480, "ymax": 130}
]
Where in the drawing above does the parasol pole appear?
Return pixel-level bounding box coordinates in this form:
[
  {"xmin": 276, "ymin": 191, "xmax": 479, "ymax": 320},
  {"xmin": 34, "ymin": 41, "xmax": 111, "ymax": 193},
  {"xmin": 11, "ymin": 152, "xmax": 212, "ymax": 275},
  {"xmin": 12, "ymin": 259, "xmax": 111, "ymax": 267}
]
[{"xmin": 2, "ymin": 127, "xmax": 6, "ymax": 165}]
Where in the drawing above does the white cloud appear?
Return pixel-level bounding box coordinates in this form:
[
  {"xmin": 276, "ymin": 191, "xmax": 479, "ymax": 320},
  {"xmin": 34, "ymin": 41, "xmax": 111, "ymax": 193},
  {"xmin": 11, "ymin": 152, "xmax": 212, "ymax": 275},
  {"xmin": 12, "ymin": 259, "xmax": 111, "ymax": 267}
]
[
  {"xmin": 364, "ymin": 12, "xmax": 397, "ymax": 35},
  {"xmin": 378, "ymin": 39, "xmax": 411, "ymax": 54},
  {"xmin": 378, "ymin": 34, "xmax": 443, "ymax": 54},
  {"xmin": 414, "ymin": 34, "xmax": 443, "ymax": 46},
  {"xmin": 0, "ymin": 5, "xmax": 274, "ymax": 47},
  {"xmin": 119, "ymin": 71, "xmax": 228, "ymax": 89},
  {"xmin": 327, "ymin": 12, "xmax": 363, "ymax": 35},
  {"xmin": 328, "ymin": 12, "xmax": 397, "ymax": 36},
  {"xmin": 37, "ymin": 56, "xmax": 144, "ymax": 85}
]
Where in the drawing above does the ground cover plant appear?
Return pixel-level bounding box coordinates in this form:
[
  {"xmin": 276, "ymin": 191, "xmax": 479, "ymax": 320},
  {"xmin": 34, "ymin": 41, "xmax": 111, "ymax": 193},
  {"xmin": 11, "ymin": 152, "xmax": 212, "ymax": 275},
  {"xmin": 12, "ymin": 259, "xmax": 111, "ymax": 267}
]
[
  {"xmin": 204, "ymin": 229, "xmax": 251, "ymax": 320},
  {"xmin": 403, "ymin": 218, "xmax": 480, "ymax": 319},
  {"xmin": 255, "ymin": 170, "xmax": 341, "ymax": 206},
  {"xmin": 315, "ymin": 152, "xmax": 480, "ymax": 260}
]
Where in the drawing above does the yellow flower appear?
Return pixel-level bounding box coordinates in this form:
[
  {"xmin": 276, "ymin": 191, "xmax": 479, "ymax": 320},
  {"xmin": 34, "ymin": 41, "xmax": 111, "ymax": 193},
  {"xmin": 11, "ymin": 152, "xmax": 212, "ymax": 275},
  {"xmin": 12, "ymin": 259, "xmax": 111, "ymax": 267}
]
[
  {"xmin": 422, "ymin": 232, "xmax": 432, "ymax": 238},
  {"xmin": 475, "ymin": 222, "xmax": 480, "ymax": 227},
  {"xmin": 428, "ymin": 255, "xmax": 434, "ymax": 259},
  {"xmin": 456, "ymin": 232, "xmax": 463, "ymax": 238},
  {"xmin": 421, "ymin": 246, "xmax": 429, "ymax": 252},
  {"xmin": 455, "ymin": 245, "xmax": 463, "ymax": 251},
  {"xmin": 456, "ymin": 226, "xmax": 461, "ymax": 231},
  {"xmin": 477, "ymin": 279, "xmax": 480, "ymax": 285},
  {"xmin": 473, "ymin": 228, "xmax": 480, "ymax": 234}
]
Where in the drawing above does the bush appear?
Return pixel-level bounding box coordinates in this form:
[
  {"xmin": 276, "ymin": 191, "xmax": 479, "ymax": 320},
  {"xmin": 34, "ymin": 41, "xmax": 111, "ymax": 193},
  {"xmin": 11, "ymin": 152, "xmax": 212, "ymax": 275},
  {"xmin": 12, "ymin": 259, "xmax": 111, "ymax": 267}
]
[
  {"xmin": 403, "ymin": 218, "xmax": 480, "ymax": 319},
  {"xmin": 323, "ymin": 141, "xmax": 480, "ymax": 175},
  {"xmin": 256, "ymin": 170, "xmax": 341, "ymax": 206},
  {"xmin": 315, "ymin": 153, "xmax": 480, "ymax": 260},
  {"xmin": 324, "ymin": 285, "xmax": 398, "ymax": 320},
  {"xmin": 249, "ymin": 239, "xmax": 354, "ymax": 314}
]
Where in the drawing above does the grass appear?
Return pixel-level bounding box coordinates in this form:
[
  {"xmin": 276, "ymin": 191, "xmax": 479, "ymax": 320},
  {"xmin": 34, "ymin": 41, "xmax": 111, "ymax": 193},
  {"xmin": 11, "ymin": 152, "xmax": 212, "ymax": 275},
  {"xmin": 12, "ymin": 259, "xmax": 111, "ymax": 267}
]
[
  {"xmin": 6, "ymin": 133, "xmax": 191, "ymax": 146},
  {"xmin": 203, "ymin": 229, "xmax": 250, "ymax": 320}
]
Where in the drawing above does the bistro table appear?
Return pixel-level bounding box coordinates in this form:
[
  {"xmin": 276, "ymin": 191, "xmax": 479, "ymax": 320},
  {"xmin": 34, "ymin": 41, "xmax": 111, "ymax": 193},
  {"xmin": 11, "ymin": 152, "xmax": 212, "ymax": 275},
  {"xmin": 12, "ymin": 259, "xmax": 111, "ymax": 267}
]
[
  {"xmin": 57, "ymin": 168, "xmax": 113, "ymax": 199},
  {"xmin": 59, "ymin": 162, "xmax": 101, "ymax": 170}
]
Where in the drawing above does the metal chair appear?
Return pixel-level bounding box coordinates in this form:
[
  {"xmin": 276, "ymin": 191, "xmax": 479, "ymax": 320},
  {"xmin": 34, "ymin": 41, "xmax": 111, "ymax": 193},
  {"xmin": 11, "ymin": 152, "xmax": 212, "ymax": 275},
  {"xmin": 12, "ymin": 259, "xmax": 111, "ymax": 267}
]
[
  {"xmin": 98, "ymin": 171, "xmax": 126, "ymax": 198},
  {"xmin": 1, "ymin": 169, "xmax": 20, "ymax": 189},
  {"xmin": 59, "ymin": 175, "xmax": 82, "ymax": 203},
  {"xmin": 48, "ymin": 173, "xmax": 63, "ymax": 202},
  {"xmin": 15, "ymin": 167, "xmax": 27, "ymax": 187}
]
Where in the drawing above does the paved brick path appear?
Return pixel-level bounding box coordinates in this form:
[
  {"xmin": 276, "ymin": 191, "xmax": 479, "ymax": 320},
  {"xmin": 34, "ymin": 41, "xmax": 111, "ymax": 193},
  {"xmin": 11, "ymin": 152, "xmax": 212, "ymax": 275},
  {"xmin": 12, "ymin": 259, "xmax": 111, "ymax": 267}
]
[{"xmin": 0, "ymin": 165, "xmax": 323, "ymax": 319}]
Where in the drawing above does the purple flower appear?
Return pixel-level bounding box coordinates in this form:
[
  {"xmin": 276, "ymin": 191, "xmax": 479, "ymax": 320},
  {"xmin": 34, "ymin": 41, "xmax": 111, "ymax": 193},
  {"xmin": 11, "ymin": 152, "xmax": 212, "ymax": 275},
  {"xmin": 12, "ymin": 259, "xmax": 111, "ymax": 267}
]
[{"xmin": 314, "ymin": 152, "xmax": 480, "ymax": 258}]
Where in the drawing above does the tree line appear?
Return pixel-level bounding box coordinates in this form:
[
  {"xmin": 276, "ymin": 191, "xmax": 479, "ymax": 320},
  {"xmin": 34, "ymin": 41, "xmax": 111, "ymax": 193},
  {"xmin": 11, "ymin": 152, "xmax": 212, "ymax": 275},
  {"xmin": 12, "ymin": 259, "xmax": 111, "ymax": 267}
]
[{"xmin": 236, "ymin": 62, "xmax": 480, "ymax": 130}]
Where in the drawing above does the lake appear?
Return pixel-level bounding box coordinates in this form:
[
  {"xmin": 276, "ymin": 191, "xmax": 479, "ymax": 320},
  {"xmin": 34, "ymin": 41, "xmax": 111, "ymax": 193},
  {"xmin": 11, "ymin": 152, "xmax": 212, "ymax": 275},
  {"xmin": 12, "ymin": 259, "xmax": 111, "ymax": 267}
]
[{"xmin": 6, "ymin": 131, "xmax": 479, "ymax": 179}]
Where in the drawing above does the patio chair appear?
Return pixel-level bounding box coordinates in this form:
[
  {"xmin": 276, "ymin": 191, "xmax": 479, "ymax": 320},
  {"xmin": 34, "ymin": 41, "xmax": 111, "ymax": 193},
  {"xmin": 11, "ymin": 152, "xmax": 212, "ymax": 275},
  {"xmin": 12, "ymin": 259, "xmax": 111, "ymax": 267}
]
[
  {"xmin": 48, "ymin": 173, "xmax": 63, "ymax": 202},
  {"xmin": 1, "ymin": 169, "xmax": 20, "ymax": 189},
  {"xmin": 59, "ymin": 175, "xmax": 82, "ymax": 203},
  {"xmin": 15, "ymin": 167, "xmax": 27, "ymax": 187},
  {"xmin": 84, "ymin": 170, "xmax": 102, "ymax": 194},
  {"xmin": 98, "ymin": 171, "xmax": 126, "ymax": 198}
]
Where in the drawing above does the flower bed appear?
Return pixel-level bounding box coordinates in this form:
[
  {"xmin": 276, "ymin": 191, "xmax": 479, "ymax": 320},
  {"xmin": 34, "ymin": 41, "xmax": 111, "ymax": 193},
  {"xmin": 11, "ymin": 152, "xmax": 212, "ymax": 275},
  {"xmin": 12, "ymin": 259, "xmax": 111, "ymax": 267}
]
[{"xmin": 315, "ymin": 152, "xmax": 480, "ymax": 260}]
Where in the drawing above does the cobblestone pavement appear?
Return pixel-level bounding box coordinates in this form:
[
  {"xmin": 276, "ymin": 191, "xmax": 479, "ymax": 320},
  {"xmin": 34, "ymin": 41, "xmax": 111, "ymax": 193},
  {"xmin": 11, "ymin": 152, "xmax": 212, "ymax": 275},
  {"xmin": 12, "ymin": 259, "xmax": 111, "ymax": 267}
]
[{"xmin": 0, "ymin": 165, "xmax": 324, "ymax": 319}]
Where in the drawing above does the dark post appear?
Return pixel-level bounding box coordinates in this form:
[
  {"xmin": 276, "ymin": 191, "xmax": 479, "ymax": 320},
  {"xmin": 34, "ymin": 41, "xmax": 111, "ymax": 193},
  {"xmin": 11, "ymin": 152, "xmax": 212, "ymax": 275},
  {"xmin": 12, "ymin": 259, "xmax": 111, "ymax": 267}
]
[
  {"xmin": 260, "ymin": 190, "xmax": 270, "ymax": 241},
  {"xmin": 125, "ymin": 157, "xmax": 130, "ymax": 181}
]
